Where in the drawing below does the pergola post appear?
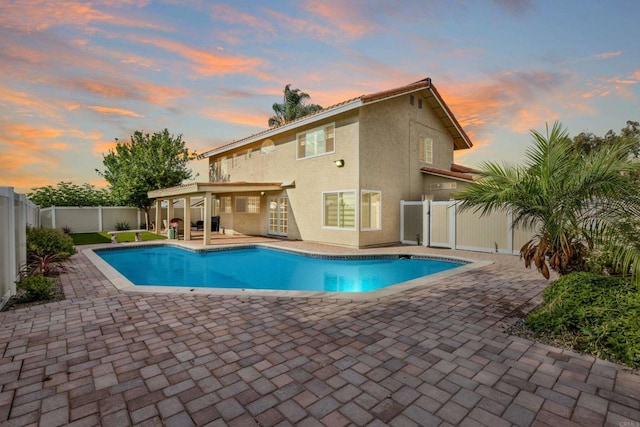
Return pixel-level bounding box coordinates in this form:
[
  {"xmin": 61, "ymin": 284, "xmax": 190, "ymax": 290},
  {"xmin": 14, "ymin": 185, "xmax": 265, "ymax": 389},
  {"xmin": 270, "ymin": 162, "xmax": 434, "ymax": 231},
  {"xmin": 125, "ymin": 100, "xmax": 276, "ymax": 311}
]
[
  {"xmin": 155, "ymin": 199, "xmax": 162, "ymax": 233},
  {"xmin": 203, "ymin": 192, "xmax": 212, "ymax": 246},
  {"xmin": 167, "ymin": 198, "xmax": 175, "ymax": 237},
  {"xmin": 184, "ymin": 196, "xmax": 191, "ymax": 241}
]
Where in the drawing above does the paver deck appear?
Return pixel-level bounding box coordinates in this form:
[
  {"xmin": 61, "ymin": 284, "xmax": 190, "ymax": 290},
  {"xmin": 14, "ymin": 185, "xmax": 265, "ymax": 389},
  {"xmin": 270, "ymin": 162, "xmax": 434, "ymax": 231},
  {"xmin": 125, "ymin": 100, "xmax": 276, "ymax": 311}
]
[{"xmin": 0, "ymin": 240, "xmax": 638, "ymax": 426}]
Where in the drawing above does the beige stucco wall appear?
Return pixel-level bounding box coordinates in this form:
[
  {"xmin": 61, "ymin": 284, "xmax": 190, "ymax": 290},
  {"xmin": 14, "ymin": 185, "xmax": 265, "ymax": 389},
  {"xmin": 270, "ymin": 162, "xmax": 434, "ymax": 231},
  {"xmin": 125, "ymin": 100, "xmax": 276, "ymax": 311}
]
[
  {"xmin": 206, "ymin": 89, "xmax": 469, "ymax": 248},
  {"xmin": 358, "ymin": 92, "xmax": 456, "ymax": 247},
  {"xmin": 209, "ymin": 112, "xmax": 360, "ymax": 247}
]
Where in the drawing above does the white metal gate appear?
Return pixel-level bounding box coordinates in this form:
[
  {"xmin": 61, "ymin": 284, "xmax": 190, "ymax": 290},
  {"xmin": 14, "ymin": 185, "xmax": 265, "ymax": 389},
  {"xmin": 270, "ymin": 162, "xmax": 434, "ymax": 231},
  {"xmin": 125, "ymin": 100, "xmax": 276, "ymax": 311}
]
[{"xmin": 400, "ymin": 200, "xmax": 429, "ymax": 245}]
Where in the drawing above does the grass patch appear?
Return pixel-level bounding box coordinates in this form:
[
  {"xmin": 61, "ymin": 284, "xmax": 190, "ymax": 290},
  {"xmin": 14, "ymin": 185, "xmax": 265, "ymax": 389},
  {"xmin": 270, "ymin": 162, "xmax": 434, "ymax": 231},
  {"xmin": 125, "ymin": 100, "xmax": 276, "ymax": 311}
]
[
  {"xmin": 526, "ymin": 272, "xmax": 640, "ymax": 368},
  {"xmin": 70, "ymin": 232, "xmax": 166, "ymax": 245}
]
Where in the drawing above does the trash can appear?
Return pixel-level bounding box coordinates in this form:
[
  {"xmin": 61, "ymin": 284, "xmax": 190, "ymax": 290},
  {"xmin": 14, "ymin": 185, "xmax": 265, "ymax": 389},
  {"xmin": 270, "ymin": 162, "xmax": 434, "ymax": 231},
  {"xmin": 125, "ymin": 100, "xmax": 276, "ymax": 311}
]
[{"xmin": 211, "ymin": 216, "xmax": 220, "ymax": 232}]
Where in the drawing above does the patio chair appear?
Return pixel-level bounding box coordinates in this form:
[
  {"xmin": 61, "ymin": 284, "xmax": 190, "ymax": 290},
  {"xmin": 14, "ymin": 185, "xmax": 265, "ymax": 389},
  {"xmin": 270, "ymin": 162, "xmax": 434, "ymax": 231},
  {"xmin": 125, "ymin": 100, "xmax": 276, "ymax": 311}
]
[{"xmin": 196, "ymin": 220, "xmax": 204, "ymax": 231}]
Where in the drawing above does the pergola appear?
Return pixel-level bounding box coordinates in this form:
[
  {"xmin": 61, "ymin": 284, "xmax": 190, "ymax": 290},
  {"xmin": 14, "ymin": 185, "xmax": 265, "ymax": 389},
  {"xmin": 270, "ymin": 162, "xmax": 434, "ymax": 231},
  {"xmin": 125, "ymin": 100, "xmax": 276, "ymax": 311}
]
[{"xmin": 147, "ymin": 181, "xmax": 283, "ymax": 245}]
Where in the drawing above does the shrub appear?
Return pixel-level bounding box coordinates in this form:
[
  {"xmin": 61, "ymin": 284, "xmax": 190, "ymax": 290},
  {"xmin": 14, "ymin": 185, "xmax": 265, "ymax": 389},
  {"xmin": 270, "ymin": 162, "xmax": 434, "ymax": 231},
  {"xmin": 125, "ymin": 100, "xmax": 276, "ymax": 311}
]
[
  {"xmin": 61, "ymin": 225, "xmax": 72, "ymax": 234},
  {"xmin": 115, "ymin": 221, "xmax": 130, "ymax": 231},
  {"xmin": 20, "ymin": 253, "xmax": 69, "ymax": 278},
  {"xmin": 16, "ymin": 275, "xmax": 55, "ymax": 302},
  {"xmin": 527, "ymin": 272, "xmax": 640, "ymax": 368},
  {"xmin": 26, "ymin": 227, "xmax": 76, "ymax": 259}
]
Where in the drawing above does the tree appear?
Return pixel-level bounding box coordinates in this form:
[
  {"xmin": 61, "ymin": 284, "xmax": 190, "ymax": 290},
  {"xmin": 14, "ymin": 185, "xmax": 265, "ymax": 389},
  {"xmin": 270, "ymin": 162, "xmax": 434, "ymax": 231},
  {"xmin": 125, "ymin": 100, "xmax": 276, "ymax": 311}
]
[
  {"xmin": 268, "ymin": 84, "xmax": 323, "ymax": 127},
  {"xmin": 572, "ymin": 120, "xmax": 640, "ymax": 157},
  {"xmin": 27, "ymin": 182, "xmax": 117, "ymax": 208},
  {"xmin": 97, "ymin": 129, "xmax": 195, "ymax": 229},
  {"xmin": 455, "ymin": 121, "xmax": 640, "ymax": 281}
]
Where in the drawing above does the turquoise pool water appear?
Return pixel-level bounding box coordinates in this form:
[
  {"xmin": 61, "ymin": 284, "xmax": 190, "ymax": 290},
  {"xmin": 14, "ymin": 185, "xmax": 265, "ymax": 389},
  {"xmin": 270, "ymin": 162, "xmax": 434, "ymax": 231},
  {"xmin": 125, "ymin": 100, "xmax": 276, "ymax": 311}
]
[{"xmin": 95, "ymin": 246, "xmax": 464, "ymax": 293}]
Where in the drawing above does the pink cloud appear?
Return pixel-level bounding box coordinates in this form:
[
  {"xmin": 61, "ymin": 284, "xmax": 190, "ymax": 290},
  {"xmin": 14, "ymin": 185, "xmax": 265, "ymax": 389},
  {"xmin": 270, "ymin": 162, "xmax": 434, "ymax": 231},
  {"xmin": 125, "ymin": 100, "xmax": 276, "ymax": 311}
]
[
  {"xmin": 592, "ymin": 51, "xmax": 622, "ymax": 60},
  {"xmin": 0, "ymin": 0, "xmax": 160, "ymax": 32},
  {"xmin": 201, "ymin": 109, "xmax": 267, "ymax": 128},
  {"xmin": 211, "ymin": 4, "xmax": 275, "ymax": 36},
  {"xmin": 88, "ymin": 105, "xmax": 144, "ymax": 118},
  {"xmin": 130, "ymin": 35, "xmax": 268, "ymax": 78}
]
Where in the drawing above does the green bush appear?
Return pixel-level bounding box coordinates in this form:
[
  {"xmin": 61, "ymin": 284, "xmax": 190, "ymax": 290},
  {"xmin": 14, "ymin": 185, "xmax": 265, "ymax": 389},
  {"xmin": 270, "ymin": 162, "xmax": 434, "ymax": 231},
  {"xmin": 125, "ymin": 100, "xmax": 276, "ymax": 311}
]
[
  {"xmin": 115, "ymin": 221, "xmax": 130, "ymax": 231},
  {"xmin": 26, "ymin": 227, "xmax": 76, "ymax": 259},
  {"xmin": 527, "ymin": 272, "xmax": 640, "ymax": 368},
  {"xmin": 16, "ymin": 275, "xmax": 56, "ymax": 302}
]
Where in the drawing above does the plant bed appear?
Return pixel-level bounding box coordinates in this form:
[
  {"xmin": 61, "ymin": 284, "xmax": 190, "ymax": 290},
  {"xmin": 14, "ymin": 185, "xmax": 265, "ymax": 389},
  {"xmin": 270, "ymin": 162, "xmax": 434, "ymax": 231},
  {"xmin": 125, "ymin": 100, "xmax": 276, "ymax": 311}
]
[
  {"xmin": 1, "ymin": 278, "xmax": 65, "ymax": 312},
  {"xmin": 507, "ymin": 272, "xmax": 640, "ymax": 370}
]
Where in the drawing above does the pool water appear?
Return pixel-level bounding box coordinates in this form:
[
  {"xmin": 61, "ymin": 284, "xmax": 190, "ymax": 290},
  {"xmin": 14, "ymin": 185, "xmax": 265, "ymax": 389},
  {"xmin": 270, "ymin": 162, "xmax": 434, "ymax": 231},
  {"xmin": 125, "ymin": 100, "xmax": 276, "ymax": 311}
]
[{"xmin": 96, "ymin": 246, "xmax": 464, "ymax": 293}]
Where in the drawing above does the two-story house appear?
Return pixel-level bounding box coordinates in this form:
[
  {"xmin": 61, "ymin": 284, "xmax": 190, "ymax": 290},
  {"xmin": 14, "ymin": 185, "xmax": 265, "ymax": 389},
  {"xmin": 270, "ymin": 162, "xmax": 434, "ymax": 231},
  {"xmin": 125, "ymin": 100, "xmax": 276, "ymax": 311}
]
[{"xmin": 149, "ymin": 78, "xmax": 475, "ymax": 248}]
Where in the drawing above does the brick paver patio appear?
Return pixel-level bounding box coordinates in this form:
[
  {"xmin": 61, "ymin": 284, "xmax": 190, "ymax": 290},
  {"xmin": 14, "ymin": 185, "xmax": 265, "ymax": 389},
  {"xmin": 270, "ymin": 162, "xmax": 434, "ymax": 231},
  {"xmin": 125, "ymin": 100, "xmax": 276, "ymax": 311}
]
[{"xmin": 0, "ymin": 241, "xmax": 638, "ymax": 426}]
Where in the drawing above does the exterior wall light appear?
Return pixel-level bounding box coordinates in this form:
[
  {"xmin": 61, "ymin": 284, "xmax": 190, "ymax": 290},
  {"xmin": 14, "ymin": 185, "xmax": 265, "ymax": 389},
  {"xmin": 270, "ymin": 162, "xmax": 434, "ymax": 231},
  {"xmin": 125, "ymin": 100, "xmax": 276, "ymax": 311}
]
[{"xmin": 334, "ymin": 159, "xmax": 345, "ymax": 167}]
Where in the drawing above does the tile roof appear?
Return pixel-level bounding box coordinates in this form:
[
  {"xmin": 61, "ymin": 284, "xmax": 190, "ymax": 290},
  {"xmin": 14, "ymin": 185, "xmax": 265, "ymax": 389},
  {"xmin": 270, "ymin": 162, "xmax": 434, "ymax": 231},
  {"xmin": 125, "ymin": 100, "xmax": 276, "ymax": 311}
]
[
  {"xmin": 421, "ymin": 166, "xmax": 475, "ymax": 182},
  {"xmin": 198, "ymin": 78, "xmax": 472, "ymax": 159}
]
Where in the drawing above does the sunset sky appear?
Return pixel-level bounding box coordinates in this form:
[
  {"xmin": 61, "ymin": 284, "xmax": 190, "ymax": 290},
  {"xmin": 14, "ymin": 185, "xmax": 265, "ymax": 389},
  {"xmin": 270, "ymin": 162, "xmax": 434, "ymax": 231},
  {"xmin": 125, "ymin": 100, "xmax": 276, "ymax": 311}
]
[{"xmin": 1, "ymin": 0, "xmax": 638, "ymax": 194}]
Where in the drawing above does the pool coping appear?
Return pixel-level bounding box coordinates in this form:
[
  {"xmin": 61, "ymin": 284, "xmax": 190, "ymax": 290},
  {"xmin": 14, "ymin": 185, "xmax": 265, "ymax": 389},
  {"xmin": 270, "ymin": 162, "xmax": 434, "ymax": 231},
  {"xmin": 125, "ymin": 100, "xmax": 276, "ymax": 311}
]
[{"xmin": 83, "ymin": 241, "xmax": 493, "ymax": 300}]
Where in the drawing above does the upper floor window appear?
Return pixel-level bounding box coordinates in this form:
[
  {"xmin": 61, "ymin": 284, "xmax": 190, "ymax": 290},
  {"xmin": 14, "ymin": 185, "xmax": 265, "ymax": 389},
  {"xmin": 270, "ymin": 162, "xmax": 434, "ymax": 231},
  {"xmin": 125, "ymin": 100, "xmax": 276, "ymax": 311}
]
[
  {"xmin": 297, "ymin": 123, "xmax": 335, "ymax": 159},
  {"xmin": 232, "ymin": 154, "xmax": 238, "ymax": 168},
  {"xmin": 246, "ymin": 148, "xmax": 253, "ymax": 160},
  {"xmin": 210, "ymin": 157, "xmax": 229, "ymax": 182},
  {"xmin": 261, "ymin": 139, "xmax": 275, "ymax": 154},
  {"xmin": 419, "ymin": 136, "xmax": 433, "ymax": 164}
]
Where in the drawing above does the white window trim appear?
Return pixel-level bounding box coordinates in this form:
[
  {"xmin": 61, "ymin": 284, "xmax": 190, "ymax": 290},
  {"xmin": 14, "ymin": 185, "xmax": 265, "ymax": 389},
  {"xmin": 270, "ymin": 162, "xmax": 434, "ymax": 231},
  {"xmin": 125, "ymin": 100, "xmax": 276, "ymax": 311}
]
[
  {"xmin": 296, "ymin": 122, "xmax": 336, "ymax": 160},
  {"xmin": 322, "ymin": 189, "xmax": 357, "ymax": 230},
  {"xmin": 360, "ymin": 190, "xmax": 382, "ymax": 231}
]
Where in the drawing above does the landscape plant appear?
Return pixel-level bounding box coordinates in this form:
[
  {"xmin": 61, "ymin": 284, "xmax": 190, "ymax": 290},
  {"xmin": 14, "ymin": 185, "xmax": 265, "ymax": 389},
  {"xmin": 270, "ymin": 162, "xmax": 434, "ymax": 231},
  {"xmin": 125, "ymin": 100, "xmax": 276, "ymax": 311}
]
[
  {"xmin": 268, "ymin": 84, "xmax": 323, "ymax": 127},
  {"xmin": 16, "ymin": 275, "xmax": 56, "ymax": 303},
  {"xmin": 527, "ymin": 272, "xmax": 640, "ymax": 368},
  {"xmin": 97, "ymin": 129, "xmax": 195, "ymax": 230},
  {"xmin": 115, "ymin": 221, "xmax": 130, "ymax": 231},
  {"xmin": 455, "ymin": 121, "xmax": 640, "ymax": 281},
  {"xmin": 27, "ymin": 181, "xmax": 118, "ymax": 208},
  {"xmin": 26, "ymin": 226, "xmax": 76, "ymax": 259}
]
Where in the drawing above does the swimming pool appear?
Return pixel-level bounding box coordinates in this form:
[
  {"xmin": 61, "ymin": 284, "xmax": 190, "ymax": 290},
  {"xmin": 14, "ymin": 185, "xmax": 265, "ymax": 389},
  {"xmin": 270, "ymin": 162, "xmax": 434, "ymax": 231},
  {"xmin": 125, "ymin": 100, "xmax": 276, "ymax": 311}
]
[{"xmin": 95, "ymin": 245, "xmax": 466, "ymax": 293}]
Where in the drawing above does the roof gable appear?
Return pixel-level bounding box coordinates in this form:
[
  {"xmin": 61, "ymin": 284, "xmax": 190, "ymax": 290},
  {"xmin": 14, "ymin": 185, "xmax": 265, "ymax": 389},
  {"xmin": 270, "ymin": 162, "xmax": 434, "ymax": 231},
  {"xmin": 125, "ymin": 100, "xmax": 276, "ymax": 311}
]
[{"xmin": 199, "ymin": 78, "xmax": 472, "ymax": 159}]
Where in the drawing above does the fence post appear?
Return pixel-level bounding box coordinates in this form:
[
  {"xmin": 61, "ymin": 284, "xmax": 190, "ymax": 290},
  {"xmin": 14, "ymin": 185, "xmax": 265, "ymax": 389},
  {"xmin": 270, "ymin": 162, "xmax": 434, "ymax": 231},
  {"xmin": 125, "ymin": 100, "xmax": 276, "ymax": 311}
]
[
  {"xmin": 449, "ymin": 201, "xmax": 457, "ymax": 249},
  {"xmin": 507, "ymin": 208, "xmax": 514, "ymax": 254},
  {"xmin": 51, "ymin": 206, "xmax": 56, "ymax": 229},
  {"xmin": 422, "ymin": 200, "xmax": 430, "ymax": 246}
]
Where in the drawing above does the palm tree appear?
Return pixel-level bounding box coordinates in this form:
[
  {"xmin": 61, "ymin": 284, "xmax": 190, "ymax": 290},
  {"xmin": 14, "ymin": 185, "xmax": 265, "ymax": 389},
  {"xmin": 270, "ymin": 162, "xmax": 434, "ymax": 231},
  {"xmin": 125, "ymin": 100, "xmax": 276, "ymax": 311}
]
[
  {"xmin": 268, "ymin": 84, "xmax": 323, "ymax": 127},
  {"xmin": 456, "ymin": 121, "xmax": 640, "ymax": 281}
]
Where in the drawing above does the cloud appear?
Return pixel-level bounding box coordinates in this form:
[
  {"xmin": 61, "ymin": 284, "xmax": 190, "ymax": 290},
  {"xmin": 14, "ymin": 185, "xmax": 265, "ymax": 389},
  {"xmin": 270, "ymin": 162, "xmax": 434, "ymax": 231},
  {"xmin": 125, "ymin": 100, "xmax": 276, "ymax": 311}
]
[
  {"xmin": 88, "ymin": 105, "xmax": 144, "ymax": 117},
  {"xmin": 57, "ymin": 77, "xmax": 188, "ymax": 106},
  {"xmin": 0, "ymin": 0, "xmax": 160, "ymax": 33},
  {"xmin": 592, "ymin": 51, "xmax": 622, "ymax": 60},
  {"xmin": 130, "ymin": 35, "xmax": 267, "ymax": 77},
  {"xmin": 201, "ymin": 108, "xmax": 267, "ymax": 128},
  {"xmin": 491, "ymin": 0, "xmax": 535, "ymax": 16},
  {"xmin": 92, "ymin": 140, "xmax": 119, "ymax": 157},
  {"xmin": 211, "ymin": 4, "xmax": 275, "ymax": 38},
  {"xmin": 436, "ymin": 70, "xmax": 572, "ymax": 148},
  {"xmin": 299, "ymin": 1, "xmax": 377, "ymax": 39}
]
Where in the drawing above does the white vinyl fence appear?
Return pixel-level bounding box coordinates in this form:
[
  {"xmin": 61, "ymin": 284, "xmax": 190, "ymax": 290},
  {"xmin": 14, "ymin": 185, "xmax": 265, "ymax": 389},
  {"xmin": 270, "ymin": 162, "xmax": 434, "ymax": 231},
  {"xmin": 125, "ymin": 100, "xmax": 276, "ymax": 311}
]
[
  {"xmin": 1, "ymin": 187, "xmax": 40, "ymax": 309},
  {"xmin": 40, "ymin": 206, "xmax": 205, "ymax": 233},
  {"xmin": 401, "ymin": 200, "xmax": 533, "ymax": 254}
]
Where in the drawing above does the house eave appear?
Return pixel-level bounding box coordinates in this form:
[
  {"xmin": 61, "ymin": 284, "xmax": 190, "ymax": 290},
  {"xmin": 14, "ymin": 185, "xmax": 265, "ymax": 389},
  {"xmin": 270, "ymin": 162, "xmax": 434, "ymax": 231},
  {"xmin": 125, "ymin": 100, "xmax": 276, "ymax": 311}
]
[
  {"xmin": 197, "ymin": 99, "xmax": 363, "ymax": 159},
  {"xmin": 148, "ymin": 181, "xmax": 284, "ymax": 199}
]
